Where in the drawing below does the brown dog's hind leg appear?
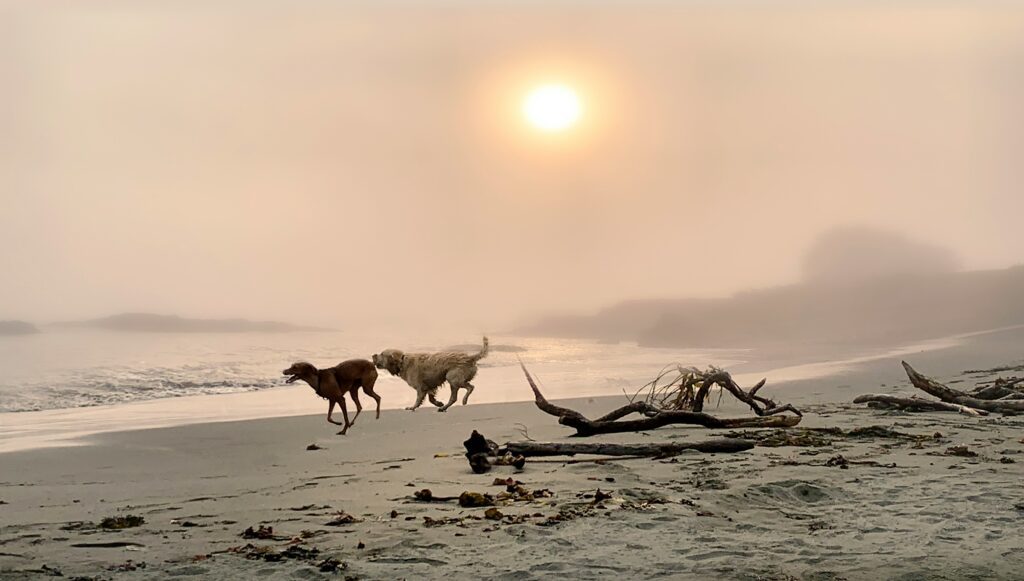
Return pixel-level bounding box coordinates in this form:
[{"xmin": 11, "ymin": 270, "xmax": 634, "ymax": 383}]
[
  {"xmin": 428, "ymin": 393, "xmax": 444, "ymax": 407},
  {"xmin": 363, "ymin": 385, "xmax": 382, "ymax": 419},
  {"xmin": 461, "ymin": 382, "xmax": 475, "ymax": 406}
]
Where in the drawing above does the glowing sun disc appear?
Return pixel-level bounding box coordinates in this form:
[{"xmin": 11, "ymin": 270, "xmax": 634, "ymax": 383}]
[{"xmin": 522, "ymin": 84, "xmax": 582, "ymax": 132}]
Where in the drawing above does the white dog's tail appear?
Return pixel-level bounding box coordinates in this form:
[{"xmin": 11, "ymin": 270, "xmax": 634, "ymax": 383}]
[{"xmin": 470, "ymin": 336, "xmax": 489, "ymax": 362}]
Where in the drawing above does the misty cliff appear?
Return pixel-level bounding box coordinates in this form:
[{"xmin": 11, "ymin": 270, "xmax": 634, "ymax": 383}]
[
  {"xmin": 55, "ymin": 313, "xmax": 330, "ymax": 333},
  {"xmin": 0, "ymin": 321, "xmax": 40, "ymax": 335},
  {"xmin": 521, "ymin": 266, "xmax": 1024, "ymax": 348}
]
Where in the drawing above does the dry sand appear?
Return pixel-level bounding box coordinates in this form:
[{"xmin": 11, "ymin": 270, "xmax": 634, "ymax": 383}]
[{"xmin": 2, "ymin": 329, "xmax": 1024, "ymax": 580}]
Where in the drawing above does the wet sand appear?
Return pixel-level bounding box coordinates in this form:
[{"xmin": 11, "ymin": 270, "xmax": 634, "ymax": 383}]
[{"xmin": 2, "ymin": 328, "xmax": 1023, "ymax": 580}]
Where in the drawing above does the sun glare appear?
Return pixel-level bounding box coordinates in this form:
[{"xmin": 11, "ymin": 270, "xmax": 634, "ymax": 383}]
[{"xmin": 523, "ymin": 84, "xmax": 582, "ymax": 132}]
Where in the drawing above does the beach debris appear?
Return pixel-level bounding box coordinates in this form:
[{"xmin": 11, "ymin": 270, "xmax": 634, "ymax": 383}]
[
  {"xmin": 241, "ymin": 525, "xmax": 281, "ymax": 540},
  {"xmin": 423, "ymin": 515, "xmax": 474, "ymax": 528},
  {"xmin": 286, "ymin": 503, "xmax": 330, "ymax": 511},
  {"xmin": 484, "ymin": 507, "xmax": 504, "ymax": 520},
  {"xmin": 723, "ymin": 426, "xmax": 935, "ymax": 447},
  {"xmin": 70, "ymin": 541, "xmax": 146, "ymax": 548},
  {"xmin": 464, "ymin": 430, "xmax": 495, "ymax": 473},
  {"xmin": 899, "ymin": 361, "xmax": 1024, "ymax": 415},
  {"xmin": 60, "ymin": 521, "xmax": 92, "ymax": 531},
  {"xmin": 502, "ymin": 438, "xmax": 754, "ymax": 458},
  {"xmin": 107, "ymin": 560, "xmax": 147, "ymax": 572},
  {"xmin": 521, "ymin": 363, "xmax": 801, "ymax": 437},
  {"xmin": 357, "ymin": 541, "xmax": 365, "ymax": 549},
  {"xmin": 227, "ymin": 542, "xmax": 347, "ymax": 572},
  {"xmin": 468, "ymin": 454, "xmax": 491, "ymax": 474},
  {"xmin": 325, "ymin": 511, "xmax": 364, "ymax": 526},
  {"xmin": 464, "ymin": 430, "xmax": 526, "ymax": 471},
  {"xmin": 318, "ymin": 557, "xmax": 345, "ymax": 572},
  {"xmin": 458, "ymin": 491, "xmax": 495, "ymax": 507},
  {"xmin": 944, "ymin": 444, "xmax": 978, "ymax": 458},
  {"xmin": 306, "ymin": 443, "xmax": 323, "ymax": 451},
  {"xmin": 412, "ymin": 489, "xmax": 458, "ymax": 502},
  {"xmin": 496, "ymin": 483, "xmax": 552, "ymax": 502},
  {"xmin": 99, "ymin": 515, "xmax": 145, "ymax": 529},
  {"xmin": 538, "ymin": 504, "xmax": 598, "ymax": 526},
  {"xmin": 825, "ymin": 455, "xmax": 850, "ymax": 469},
  {"xmin": 494, "ymin": 451, "xmax": 528, "ymax": 470}
]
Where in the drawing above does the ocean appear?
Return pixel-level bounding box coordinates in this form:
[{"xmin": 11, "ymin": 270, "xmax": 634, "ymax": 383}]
[{"xmin": 0, "ymin": 330, "xmax": 743, "ymax": 414}]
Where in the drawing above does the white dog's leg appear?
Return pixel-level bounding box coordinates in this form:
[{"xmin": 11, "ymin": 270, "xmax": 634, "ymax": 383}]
[
  {"xmin": 407, "ymin": 390, "xmax": 426, "ymax": 411},
  {"xmin": 438, "ymin": 386, "xmax": 459, "ymax": 412}
]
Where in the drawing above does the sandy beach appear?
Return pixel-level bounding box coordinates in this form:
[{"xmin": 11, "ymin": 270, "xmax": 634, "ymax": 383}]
[{"xmin": 2, "ymin": 328, "xmax": 1024, "ymax": 580}]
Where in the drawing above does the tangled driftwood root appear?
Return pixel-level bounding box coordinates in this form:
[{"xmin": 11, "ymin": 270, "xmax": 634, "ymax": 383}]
[
  {"xmin": 629, "ymin": 364, "xmax": 800, "ymax": 417},
  {"xmin": 856, "ymin": 362, "xmax": 1024, "ymax": 416},
  {"xmin": 521, "ymin": 363, "xmax": 801, "ymax": 437}
]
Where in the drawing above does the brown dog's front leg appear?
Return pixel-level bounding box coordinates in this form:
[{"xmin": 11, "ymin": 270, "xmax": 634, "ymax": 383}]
[{"xmin": 327, "ymin": 401, "xmax": 345, "ymax": 427}]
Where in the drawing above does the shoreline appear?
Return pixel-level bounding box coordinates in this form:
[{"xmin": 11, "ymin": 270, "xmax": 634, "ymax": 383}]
[{"xmin": 3, "ymin": 326, "xmax": 1022, "ymax": 454}]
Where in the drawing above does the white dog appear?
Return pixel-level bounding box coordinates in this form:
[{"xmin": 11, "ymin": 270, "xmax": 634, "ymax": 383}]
[{"xmin": 372, "ymin": 337, "xmax": 489, "ymax": 412}]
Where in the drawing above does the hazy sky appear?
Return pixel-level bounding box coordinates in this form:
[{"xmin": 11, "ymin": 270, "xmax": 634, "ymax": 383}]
[{"xmin": 2, "ymin": 1, "xmax": 1023, "ymax": 328}]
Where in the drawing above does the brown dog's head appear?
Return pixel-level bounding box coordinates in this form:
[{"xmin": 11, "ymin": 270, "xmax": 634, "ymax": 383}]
[
  {"xmin": 282, "ymin": 362, "xmax": 317, "ymax": 386},
  {"xmin": 372, "ymin": 349, "xmax": 405, "ymax": 376}
]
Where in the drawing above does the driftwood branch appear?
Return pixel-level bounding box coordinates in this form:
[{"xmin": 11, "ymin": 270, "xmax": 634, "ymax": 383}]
[
  {"xmin": 502, "ymin": 438, "xmax": 754, "ymax": 458},
  {"xmin": 522, "ymin": 363, "xmax": 801, "ymax": 437},
  {"xmin": 853, "ymin": 394, "xmax": 988, "ymax": 416},
  {"xmin": 902, "ymin": 361, "xmax": 1024, "ymax": 414}
]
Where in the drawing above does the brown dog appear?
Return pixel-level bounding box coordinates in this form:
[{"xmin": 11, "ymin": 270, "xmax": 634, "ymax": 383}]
[{"xmin": 282, "ymin": 359, "xmax": 380, "ymax": 434}]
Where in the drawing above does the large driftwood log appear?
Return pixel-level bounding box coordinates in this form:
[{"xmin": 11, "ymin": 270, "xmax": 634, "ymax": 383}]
[
  {"xmin": 853, "ymin": 393, "xmax": 988, "ymax": 416},
  {"xmin": 503, "ymin": 438, "xmax": 755, "ymax": 458},
  {"xmin": 522, "ymin": 363, "xmax": 801, "ymax": 437},
  {"xmin": 902, "ymin": 361, "xmax": 1024, "ymax": 414}
]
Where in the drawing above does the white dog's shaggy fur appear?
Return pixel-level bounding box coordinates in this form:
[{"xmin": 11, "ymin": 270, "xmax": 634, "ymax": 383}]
[{"xmin": 372, "ymin": 337, "xmax": 489, "ymax": 412}]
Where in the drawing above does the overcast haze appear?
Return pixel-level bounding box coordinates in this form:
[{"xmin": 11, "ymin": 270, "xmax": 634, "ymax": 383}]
[{"xmin": 2, "ymin": 1, "xmax": 1023, "ymax": 329}]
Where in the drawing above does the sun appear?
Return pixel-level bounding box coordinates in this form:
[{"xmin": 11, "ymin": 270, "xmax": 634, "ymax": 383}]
[{"xmin": 522, "ymin": 84, "xmax": 582, "ymax": 132}]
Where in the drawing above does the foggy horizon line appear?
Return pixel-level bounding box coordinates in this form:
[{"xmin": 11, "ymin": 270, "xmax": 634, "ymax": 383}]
[{"xmin": 6, "ymin": 259, "xmax": 1023, "ymax": 330}]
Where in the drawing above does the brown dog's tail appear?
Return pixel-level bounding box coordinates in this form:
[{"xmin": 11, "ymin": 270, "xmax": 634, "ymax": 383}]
[{"xmin": 470, "ymin": 336, "xmax": 489, "ymax": 362}]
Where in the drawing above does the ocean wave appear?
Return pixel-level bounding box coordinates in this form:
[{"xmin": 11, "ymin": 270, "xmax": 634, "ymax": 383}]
[{"xmin": 0, "ymin": 372, "xmax": 285, "ymax": 413}]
